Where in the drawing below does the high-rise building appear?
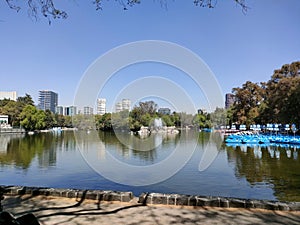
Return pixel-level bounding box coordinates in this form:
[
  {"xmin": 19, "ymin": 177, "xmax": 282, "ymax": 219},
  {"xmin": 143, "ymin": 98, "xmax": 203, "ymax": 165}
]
[
  {"xmin": 38, "ymin": 90, "xmax": 58, "ymax": 113},
  {"xmin": 225, "ymin": 93, "xmax": 235, "ymax": 109},
  {"xmin": 158, "ymin": 108, "xmax": 171, "ymax": 115},
  {"xmin": 55, "ymin": 106, "xmax": 64, "ymax": 115},
  {"xmin": 0, "ymin": 91, "xmax": 17, "ymax": 101},
  {"xmin": 97, "ymin": 98, "xmax": 106, "ymax": 115},
  {"xmin": 115, "ymin": 99, "xmax": 131, "ymax": 112},
  {"xmin": 115, "ymin": 102, "xmax": 123, "ymax": 113},
  {"xmin": 122, "ymin": 99, "xmax": 131, "ymax": 111},
  {"xmin": 65, "ymin": 106, "xmax": 77, "ymax": 116},
  {"xmin": 83, "ymin": 106, "xmax": 93, "ymax": 115}
]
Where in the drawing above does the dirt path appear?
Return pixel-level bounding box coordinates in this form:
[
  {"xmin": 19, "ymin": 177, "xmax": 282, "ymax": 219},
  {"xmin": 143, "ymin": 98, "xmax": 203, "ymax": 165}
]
[{"xmin": 2, "ymin": 195, "xmax": 300, "ymax": 225}]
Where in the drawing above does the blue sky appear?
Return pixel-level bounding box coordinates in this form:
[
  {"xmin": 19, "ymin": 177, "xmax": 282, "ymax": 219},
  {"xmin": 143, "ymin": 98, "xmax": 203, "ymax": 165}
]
[{"xmin": 1, "ymin": 0, "xmax": 299, "ymax": 113}]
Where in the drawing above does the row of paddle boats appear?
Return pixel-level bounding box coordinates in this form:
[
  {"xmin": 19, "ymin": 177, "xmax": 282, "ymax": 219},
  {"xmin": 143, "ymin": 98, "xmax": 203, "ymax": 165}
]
[{"xmin": 225, "ymin": 133, "xmax": 300, "ymax": 145}]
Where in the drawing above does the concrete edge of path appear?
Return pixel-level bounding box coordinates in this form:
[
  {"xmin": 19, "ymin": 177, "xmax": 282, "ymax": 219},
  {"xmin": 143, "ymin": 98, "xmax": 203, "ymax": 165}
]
[{"xmin": 1, "ymin": 185, "xmax": 299, "ymax": 211}]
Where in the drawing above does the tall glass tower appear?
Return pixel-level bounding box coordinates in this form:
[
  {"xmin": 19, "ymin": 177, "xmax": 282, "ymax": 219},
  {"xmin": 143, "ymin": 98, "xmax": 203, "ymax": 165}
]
[{"xmin": 38, "ymin": 90, "xmax": 58, "ymax": 113}]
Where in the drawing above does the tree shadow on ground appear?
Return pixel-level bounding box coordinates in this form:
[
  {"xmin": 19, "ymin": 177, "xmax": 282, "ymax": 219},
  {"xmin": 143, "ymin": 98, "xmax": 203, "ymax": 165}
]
[
  {"xmin": 3, "ymin": 192, "xmax": 300, "ymax": 225},
  {"xmin": 4, "ymin": 191, "xmax": 149, "ymax": 225}
]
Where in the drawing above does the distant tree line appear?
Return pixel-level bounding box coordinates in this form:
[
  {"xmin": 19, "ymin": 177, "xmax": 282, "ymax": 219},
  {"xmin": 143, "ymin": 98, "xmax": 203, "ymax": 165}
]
[
  {"xmin": 230, "ymin": 61, "xmax": 300, "ymax": 127},
  {"xmin": 7, "ymin": 61, "xmax": 298, "ymax": 133},
  {"xmin": 94, "ymin": 100, "xmax": 213, "ymax": 131},
  {"xmin": 0, "ymin": 94, "xmax": 72, "ymax": 131}
]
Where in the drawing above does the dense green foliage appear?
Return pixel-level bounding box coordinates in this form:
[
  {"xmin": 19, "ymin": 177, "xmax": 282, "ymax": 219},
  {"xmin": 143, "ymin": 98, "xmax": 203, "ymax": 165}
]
[
  {"xmin": 0, "ymin": 94, "xmax": 72, "ymax": 131},
  {"xmin": 94, "ymin": 100, "xmax": 214, "ymax": 131},
  {"xmin": 4, "ymin": 61, "xmax": 297, "ymax": 132},
  {"xmin": 231, "ymin": 61, "xmax": 300, "ymax": 126}
]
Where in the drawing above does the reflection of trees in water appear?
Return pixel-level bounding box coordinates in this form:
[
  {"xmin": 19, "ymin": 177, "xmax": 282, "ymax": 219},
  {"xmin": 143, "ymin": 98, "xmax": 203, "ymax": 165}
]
[
  {"xmin": 97, "ymin": 131, "xmax": 181, "ymax": 163},
  {"xmin": 0, "ymin": 131, "xmax": 76, "ymax": 169},
  {"xmin": 226, "ymin": 145, "xmax": 300, "ymax": 201},
  {"xmin": 197, "ymin": 131, "xmax": 224, "ymax": 151}
]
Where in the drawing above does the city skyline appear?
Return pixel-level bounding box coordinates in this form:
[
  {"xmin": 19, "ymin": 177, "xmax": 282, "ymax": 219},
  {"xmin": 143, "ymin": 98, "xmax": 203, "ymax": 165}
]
[
  {"xmin": 1, "ymin": 1, "xmax": 299, "ymax": 113},
  {"xmin": 0, "ymin": 88, "xmax": 215, "ymax": 115}
]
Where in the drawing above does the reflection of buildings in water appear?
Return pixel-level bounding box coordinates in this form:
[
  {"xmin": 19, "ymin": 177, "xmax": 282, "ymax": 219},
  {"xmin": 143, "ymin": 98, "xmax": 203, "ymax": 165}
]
[
  {"xmin": 38, "ymin": 148, "xmax": 56, "ymax": 167},
  {"xmin": 228, "ymin": 143, "xmax": 300, "ymax": 161},
  {"xmin": 294, "ymin": 150, "xmax": 298, "ymax": 160},
  {"xmin": 154, "ymin": 134, "xmax": 163, "ymax": 148},
  {"xmin": 0, "ymin": 134, "xmax": 25, "ymax": 154},
  {"xmin": 0, "ymin": 136, "xmax": 10, "ymax": 154},
  {"xmin": 286, "ymin": 149, "xmax": 291, "ymax": 158},
  {"xmin": 97, "ymin": 141, "xmax": 106, "ymax": 160},
  {"xmin": 275, "ymin": 150, "xmax": 280, "ymax": 159},
  {"xmin": 225, "ymin": 144, "xmax": 300, "ymax": 201},
  {"xmin": 253, "ymin": 145, "xmax": 262, "ymax": 159},
  {"xmin": 240, "ymin": 145, "xmax": 247, "ymax": 153},
  {"xmin": 268, "ymin": 147, "xmax": 275, "ymax": 158}
]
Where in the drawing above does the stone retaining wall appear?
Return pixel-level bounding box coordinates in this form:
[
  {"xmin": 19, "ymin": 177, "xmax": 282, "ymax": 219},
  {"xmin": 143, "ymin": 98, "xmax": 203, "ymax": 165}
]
[
  {"xmin": 138, "ymin": 193, "xmax": 300, "ymax": 211},
  {"xmin": 1, "ymin": 186, "xmax": 133, "ymax": 202},
  {"xmin": 1, "ymin": 186, "xmax": 299, "ymax": 211}
]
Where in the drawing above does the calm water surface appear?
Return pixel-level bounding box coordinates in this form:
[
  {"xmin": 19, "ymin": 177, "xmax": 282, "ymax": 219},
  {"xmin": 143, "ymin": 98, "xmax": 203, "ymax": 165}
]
[{"xmin": 0, "ymin": 131, "xmax": 299, "ymax": 202}]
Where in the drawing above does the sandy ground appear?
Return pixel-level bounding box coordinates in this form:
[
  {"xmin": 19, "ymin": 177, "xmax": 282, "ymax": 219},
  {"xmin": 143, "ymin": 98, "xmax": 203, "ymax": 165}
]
[{"xmin": 2, "ymin": 195, "xmax": 300, "ymax": 225}]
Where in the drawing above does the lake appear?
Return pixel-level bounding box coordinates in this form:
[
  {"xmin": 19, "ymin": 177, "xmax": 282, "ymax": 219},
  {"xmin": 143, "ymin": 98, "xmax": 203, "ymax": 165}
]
[{"xmin": 0, "ymin": 130, "xmax": 299, "ymax": 202}]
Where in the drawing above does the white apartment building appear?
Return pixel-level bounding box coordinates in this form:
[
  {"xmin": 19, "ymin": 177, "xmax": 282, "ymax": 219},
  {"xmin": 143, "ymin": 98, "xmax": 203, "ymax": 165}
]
[
  {"xmin": 97, "ymin": 98, "xmax": 106, "ymax": 115},
  {"xmin": 83, "ymin": 106, "xmax": 93, "ymax": 115},
  {"xmin": 0, "ymin": 91, "xmax": 17, "ymax": 101},
  {"xmin": 115, "ymin": 102, "xmax": 123, "ymax": 113},
  {"xmin": 122, "ymin": 99, "xmax": 131, "ymax": 111},
  {"xmin": 115, "ymin": 99, "xmax": 131, "ymax": 112}
]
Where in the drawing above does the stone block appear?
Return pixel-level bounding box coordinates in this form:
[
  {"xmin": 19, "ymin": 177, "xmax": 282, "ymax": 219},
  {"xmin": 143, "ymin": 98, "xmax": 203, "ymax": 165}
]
[
  {"xmin": 175, "ymin": 194, "xmax": 190, "ymax": 206},
  {"xmin": 187, "ymin": 196, "xmax": 197, "ymax": 206},
  {"xmin": 219, "ymin": 198, "xmax": 230, "ymax": 208},
  {"xmin": 265, "ymin": 201, "xmax": 279, "ymax": 210},
  {"xmin": 120, "ymin": 192, "xmax": 133, "ymax": 202},
  {"xmin": 138, "ymin": 193, "xmax": 148, "ymax": 204},
  {"xmin": 287, "ymin": 202, "xmax": 300, "ymax": 211},
  {"xmin": 246, "ymin": 200, "xmax": 265, "ymax": 209},
  {"xmin": 66, "ymin": 190, "xmax": 76, "ymax": 198},
  {"xmin": 85, "ymin": 190, "xmax": 98, "ymax": 200},
  {"xmin": 229, "ymin": 198, "xmax": 246, "ymax": 208},
  {"xmin": 277, "ymin": 202, "xmax": 290, "ymax": 211}
]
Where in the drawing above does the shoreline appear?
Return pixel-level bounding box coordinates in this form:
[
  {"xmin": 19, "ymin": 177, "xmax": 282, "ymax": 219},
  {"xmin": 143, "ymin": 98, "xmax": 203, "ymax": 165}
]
[{"xmin": 1, "ymin": 185, "xmax": 299, "ymax": 211}]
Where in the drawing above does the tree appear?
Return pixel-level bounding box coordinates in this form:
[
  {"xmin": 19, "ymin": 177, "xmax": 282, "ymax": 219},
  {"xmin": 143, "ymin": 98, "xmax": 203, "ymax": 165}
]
[
  {"xmin": 162, "ymin": 114, "xmax": 174, "ymax": 126},
  {"xmin": 96, "ymin": 113, "xmax": 112, "ymax": 131},
  {"xmin": 230, "ymin": 61, "xmax": 300, "ymax": 125},
  {"xmin": 17, "ymin": 94, "xmax": 34, "ymax": 106},
  {"xmin": 138, "ymin": 101, "xmax": 157, "ymax": 116},
  {"xmin": 210, "ymin": 107, "xmax": 229, "ymax": 128},
  {"xmin": 232, "ymin": 81, "xmax": 265, "ymax": 126},
  {"xmin": 263, "ymin": 61, "xmax": 300, "ymax": 123},
  {"xmin": 0, "ymin": 94, "xmax": 35, "ymax": 127},
  {"xmin": 285, "ymin": 83, "xmax": 300, "ymax": 125},
  {"xmin": 44, "ymin": 109, "xmax": 56, "ymax": 129},
  {"xmin": 111, "ymin": 110, "xmax": 130, "ymax": 131},
  {"xmin": 180, "ymin": 112, "xmax": 194, "ymax": 128},
  {"xmin": 0, "ymin": 100, "xmax": 19, "ymax": 126},
  {"xmin": 193, "ymin": 113, "xmax": 206, "ymax": 129},
  {"xmin": 19, "ymin": 105, "xmax": 46, "ymax": 131},
  {"xmin": 4, "ymin": 0, "xmax": 248, "ymax": 24}
]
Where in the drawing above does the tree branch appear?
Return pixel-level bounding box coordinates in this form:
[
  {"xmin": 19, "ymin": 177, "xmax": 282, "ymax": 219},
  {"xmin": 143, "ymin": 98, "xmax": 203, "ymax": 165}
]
[{"xmin": 4, "ymin": 0, "xmax": 248, "ymax": 24}]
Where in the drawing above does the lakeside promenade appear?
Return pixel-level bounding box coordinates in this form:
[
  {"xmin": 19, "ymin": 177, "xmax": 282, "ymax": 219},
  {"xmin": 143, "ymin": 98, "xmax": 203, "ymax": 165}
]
[
  {"xmin": 1, "ymin": 186, "xmax": 299, "ymax": 225},
  {"xmin": 3, "ymin": 195, "xmax": 300, "ymax": 225}
]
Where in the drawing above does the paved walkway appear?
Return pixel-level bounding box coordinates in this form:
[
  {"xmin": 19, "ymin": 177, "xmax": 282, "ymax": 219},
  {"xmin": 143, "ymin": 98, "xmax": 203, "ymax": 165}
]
[{"xmin": 2, "ymin": 195, "xmax": 300, "ymax": 225}]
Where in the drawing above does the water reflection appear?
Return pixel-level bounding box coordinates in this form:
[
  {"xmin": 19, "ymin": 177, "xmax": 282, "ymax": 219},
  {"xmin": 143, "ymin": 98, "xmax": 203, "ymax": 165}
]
[
  {"xmin": 0, "ymin": 132, "xmax": 76, "ymax": 169},
  {"xmin": 1, "ymin": 131, "xmax": 299, "ymax": 201},
  {"xmin": 225, "ymin": 144, "xmax": 300, "ymax": 201},
  {"xmin": 96, "ymin": 131, "xmax": 181, "ymax": 164}
]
